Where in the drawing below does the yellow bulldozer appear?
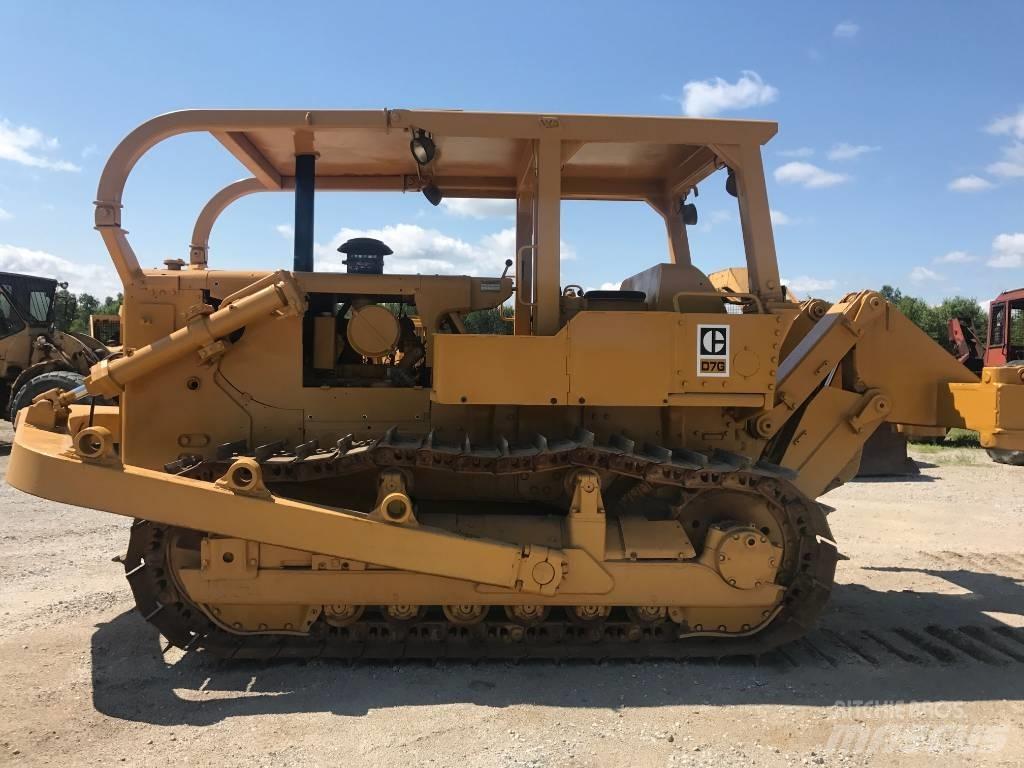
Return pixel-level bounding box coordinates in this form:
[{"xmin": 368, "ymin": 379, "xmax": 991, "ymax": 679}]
[{"xmin": 7, "ymin": 109, "xmax": 1023, "ymax": 659}]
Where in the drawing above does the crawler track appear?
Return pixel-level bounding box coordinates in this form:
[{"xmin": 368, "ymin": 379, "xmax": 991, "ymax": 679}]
[{"xmin": 124, "ymin": 431, "xmax": 839, "ymax": 660}]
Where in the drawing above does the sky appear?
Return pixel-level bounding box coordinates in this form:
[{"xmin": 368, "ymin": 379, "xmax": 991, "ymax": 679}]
[{"xmin": 0, "ymin": 1, "xmax": 1021, "ymax": 304}]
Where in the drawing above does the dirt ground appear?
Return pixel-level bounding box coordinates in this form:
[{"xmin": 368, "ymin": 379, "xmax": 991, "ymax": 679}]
[{"xmin": 1, "ymin": 421, "xmax": 1022, "ymax": 768}]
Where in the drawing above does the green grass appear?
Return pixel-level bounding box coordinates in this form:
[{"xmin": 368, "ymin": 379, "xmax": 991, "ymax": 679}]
[
  {"xmin": 908, "ymin": 428, "xmax": 987, "ymax": 465},
  {"xmin": 943, "ymin": 428, "xmax": 981, "ymax": 447},
  {"xmin": 908, "ymin": 428, "xmax": 980, "ymax": 449}
]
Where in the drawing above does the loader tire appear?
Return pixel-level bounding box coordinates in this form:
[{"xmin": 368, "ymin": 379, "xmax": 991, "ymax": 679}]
[
  {"xmin": 8, "ymin": 370, "xmax": 96, "ymax": 422},
  {"xmin": 986, "ymin": 449, "xmax": 1024, "ymax": 466}
]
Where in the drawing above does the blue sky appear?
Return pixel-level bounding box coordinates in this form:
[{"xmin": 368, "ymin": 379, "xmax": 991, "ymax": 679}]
[{"xmin": 0, "ymin": 1, "xmax": 1021, "ymax": 304}]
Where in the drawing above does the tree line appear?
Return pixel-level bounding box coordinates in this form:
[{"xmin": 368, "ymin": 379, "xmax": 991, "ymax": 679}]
[
  {"xmin": 53, "ymin": 288, "xmax": 122, "ymax": 334},
  {"xmin": 878, "ymin": 285, "xmax": 988, "ymax": 348}
]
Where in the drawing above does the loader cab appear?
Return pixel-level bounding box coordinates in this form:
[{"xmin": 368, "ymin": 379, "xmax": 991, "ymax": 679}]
[
  {"xmin": 986, "ymin": 289, "xmax": 1024, "ymax": 366},
  {"xmin": 0, "ymin": 273, "xmax": 58, "ymax": 338}
]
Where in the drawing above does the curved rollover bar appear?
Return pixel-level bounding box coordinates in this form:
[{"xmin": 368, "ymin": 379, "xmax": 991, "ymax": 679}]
[
  {"xmin": 189, "ymin": 178, "xmax": 266, "ymax": 268},
  {"xmin": 96, "ymin": 109, "xmax": 391, "ymax": 208},
  {"xmin": 95, "ymin": 110, "xmax": 389, "ymax": 282}
]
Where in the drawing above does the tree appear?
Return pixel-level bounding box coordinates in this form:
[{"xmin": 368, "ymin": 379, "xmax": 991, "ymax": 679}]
[
  {"xmin": 96, "ymin": 293, "xmax": 123, "ymax": 316},
  {"xmin": 895, "ymin": 295, "xmax": 933, "ymax": 335},
  {"xmin": 879, "ymin": 285, "xmax": 902, "ymax": 304},
  {"xmin": 879, "ymin": 285, "xmax": 930, "ymax": 332},
  {"xmin": 73, "ymin": 293, "xmax": 100, "ymax": 333},
  {"xmin": 879, "ymin": 285, "xmax": 988, "ymax": 349},
  {"xmin": 53, "ymin": 288, "xmax": 77, "ymax": 331},
  {"xmin": 928, "ymin": 296, "xmax": 988, "ymax": 345},
  {"xmin": 463, "ymin": 305, "xmax": 513, "ymax": 334}
]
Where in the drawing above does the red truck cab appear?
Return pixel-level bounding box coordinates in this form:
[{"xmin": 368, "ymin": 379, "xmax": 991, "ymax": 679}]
[{"xmin": 986, "ymin": 288, "xmax": 1024, "ymax": 367}]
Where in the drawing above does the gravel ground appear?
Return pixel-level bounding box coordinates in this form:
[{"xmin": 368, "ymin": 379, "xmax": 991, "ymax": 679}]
[{"xmin": 1, "ymin": 421, "xmax": 1022, "ymax": 767}]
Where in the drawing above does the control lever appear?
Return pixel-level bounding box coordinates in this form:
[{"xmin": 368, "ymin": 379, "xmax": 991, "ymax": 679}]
[{"xmin": 501, "ymin": 258, "xmax": 513, "ymax": 279}]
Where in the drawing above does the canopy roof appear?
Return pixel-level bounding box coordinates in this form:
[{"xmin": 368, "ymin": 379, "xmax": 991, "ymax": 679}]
[
  {"xmin": 98, "ymin": 109, "xmax": 779, "ymax": 203},
  {"xmin": 95, "ymin": 109, "xmax": 784, "ymax": 315}
]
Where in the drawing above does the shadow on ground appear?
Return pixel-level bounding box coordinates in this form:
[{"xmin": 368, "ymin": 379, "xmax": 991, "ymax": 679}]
[{"xmin": 91, "ymin": 565, "xmax": 1024, "ymax": 725}]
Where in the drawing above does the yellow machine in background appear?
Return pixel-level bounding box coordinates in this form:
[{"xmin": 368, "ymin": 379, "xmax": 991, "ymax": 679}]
[
  {"xmin": 0, "ymin": 272, "xmax": 111, "ymax": 422},
  {"xmin": 7, "ymin": 109, "xmax": 1023, "ymax": 659},
  {"xmin": 88, "ymin": 313, "xmax": 121, "ymax": 348}
]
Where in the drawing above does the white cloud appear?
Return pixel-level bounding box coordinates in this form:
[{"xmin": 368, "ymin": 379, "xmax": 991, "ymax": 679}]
[
  {"xmin": 440, "ymin": 198, "xmax": 515, "ymax": 219},
  {"xmin": 947, "ymin": 175, "xmax": 993, "ymax": 192},
  {"xmin": 986, "ymin": 142, "xmax": 1024, "ymax": 178},
  {"xmin": 0, "ymin": 118, "xmax": 80, "ymax": 172},
  {"xmin": 774, "ymin": 162, "xmax": 849, "ymax": 188},
  {"xmin": 781, "ymin": 276, "xmax": 837, "ymax": 293},
  {"xmin": 934, "ymin": 250, "xmax": 976, "ymax": 264},
  {"xmin": 313, "ymin": 223, "xmax": 574, "ymax": 276},
  {"xmin": 910, "ymin": 266, "xmax": 943, "ymax": 282},
  {"xmin": 828, "ymin": 143, "xmax": 880, "ymax": 161},
  {"xmin": 81, "ymin": 144, "xmax": 98, "ymax": 159},
  {"xmin": 275, "ymin": 224, "xmax": 294, "ymax": 238},
  {"xmin": 987, "ymin": 107, "xmax": 1024, "ymax": 140},
  {"xmin": 770, "ymin": 209, "xmax": 792, "ymax": 226},
  {"xmin": 680, "ymin": 71, "xmax": 778, "ymax": 117},
  {"xmin": 0, "ymin": 207, "xmax": 11, "ymax": 221},
  {"xmin": 0, "ymin": 244, "xmax": 120, "ymax": 297},
  {"xmin": 698, "ymin": 209, "xmax": 732, "ymax": 232},
  {"xmin": 582, "ymin": 281, "xmax": 624, "ymax": 294},
  {"xmin": 834, "ymin": 21, "xmax": 860, "ymax": 38},
  {"xmin": 988, "ymin": 232, "xmax": 1024, "ymax": 268},
  {"xmin": 778, "ymin": 147, "xmax": 814, "ymax": 158}
]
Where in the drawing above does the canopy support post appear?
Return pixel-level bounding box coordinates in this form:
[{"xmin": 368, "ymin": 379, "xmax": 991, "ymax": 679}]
[{"xmin": 293, "ymin": 153, "xmax": 316, "ymax": 272}]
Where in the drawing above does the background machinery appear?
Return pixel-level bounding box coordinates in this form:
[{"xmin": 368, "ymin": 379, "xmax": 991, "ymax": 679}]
[
  {"xmin": 950, "ymin": 288, "xmax": 1024, "ymax": 372},
  {"xmin": 948, "ymin": 288, "xmax": 1024, "ymax": 464},
  {"xmin": 7, "ymin": 109, "xmax": 1023, "ymax": 659},
  {"xmin": 0, "ymin": 272, "xmax": 110, "ymax": 422},
  {"xmin": 88, "ymin": 313, "xmax": 122, "ymax": 348}
]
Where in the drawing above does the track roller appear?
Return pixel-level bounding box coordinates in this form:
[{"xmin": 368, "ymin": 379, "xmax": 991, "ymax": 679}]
[{"xmin": 443, "ymin": 604, "xmax": 488, "ymax": 625}]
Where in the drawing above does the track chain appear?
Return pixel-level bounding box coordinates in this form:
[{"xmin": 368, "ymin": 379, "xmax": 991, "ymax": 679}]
[{"xmin": 166, "ymin": 427, "xmax": 798, "ymax": 487}]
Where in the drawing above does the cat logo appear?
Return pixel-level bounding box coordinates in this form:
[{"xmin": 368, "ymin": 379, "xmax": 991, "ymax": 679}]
[{"xmin": 697, "ymin": 324, "xmax": 730, "ymax": 377}]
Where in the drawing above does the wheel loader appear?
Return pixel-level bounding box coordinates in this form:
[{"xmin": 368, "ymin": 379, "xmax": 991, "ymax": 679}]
[
  {"xmin": 7, "ymin": 109, "xmax": 1024, "ymax": 660},
  {"xmin": 0, "ymin": 272, "xmax": 110, "ymax": 421}
]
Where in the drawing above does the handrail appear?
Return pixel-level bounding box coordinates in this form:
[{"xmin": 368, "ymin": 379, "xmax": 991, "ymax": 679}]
[
  {"xmin": 517, "ymin": 245, "xmax": 538, "ymax": 309},
  {"xmin": 672, "ymin": 290, "xmax": 765, "ymax": 315}
]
